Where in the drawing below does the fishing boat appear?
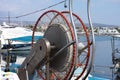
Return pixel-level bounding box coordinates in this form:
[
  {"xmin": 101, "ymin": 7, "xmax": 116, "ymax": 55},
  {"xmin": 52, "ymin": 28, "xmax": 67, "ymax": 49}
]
[{"xmin": 1, "ymin": 36, "xmax": 43, "ymax": 56}]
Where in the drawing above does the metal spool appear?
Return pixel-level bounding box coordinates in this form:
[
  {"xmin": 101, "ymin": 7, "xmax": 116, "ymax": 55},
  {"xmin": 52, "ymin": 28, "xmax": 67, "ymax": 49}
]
[
  {"xmin": 30, "ymin": 10, "xmax": 91, "ymax": 80},
  {"xmin": 18, "ymin": 10, "xmax": 91, "ymax": 80}
]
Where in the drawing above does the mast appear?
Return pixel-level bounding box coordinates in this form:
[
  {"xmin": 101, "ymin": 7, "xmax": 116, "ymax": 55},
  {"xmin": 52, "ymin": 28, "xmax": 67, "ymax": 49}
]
[{"xmin": 8, "ymin": 11, "xmax": 10, "ymax": 24}]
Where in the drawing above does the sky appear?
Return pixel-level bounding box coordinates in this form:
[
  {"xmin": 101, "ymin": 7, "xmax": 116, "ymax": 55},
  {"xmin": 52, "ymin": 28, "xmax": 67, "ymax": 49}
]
[{"xmin": 0, "ymin": 0, "xmax": 120, "ymax": 26}]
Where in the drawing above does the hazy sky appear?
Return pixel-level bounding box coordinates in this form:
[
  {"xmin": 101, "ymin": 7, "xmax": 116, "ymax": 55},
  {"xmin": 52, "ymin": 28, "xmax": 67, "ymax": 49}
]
[{"xmin": 0, "ymin": 0, "xmax": 120, "ymax": 26}]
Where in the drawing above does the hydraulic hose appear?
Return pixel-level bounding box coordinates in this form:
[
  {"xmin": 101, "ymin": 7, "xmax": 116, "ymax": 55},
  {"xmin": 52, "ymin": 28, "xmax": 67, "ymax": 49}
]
[
  {"xmin": 69, "ymin": 0, "xmax": 79, "ymax": 65},
  {"xmin": 68, "ymin": 0, "xmax": 96, "ymax": 79},
  {"xmin": 82, "ymin": 0, "xmax": 96, "ymax": 79}
]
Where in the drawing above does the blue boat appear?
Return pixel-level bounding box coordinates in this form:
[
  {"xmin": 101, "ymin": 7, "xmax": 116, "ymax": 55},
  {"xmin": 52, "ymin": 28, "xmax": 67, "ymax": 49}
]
[{"xmin": 1, "ymin": 36, "xmax": 43, "ymax": 56}]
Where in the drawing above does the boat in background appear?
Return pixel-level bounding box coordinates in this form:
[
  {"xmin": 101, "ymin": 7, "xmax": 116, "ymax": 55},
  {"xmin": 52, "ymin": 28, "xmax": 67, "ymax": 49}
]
[
  {"xmin": 0, "ymin": 22, "xmax": 16, "ymax": 28},
  {"xmin": 1, "ymin": 36, "xmax": 43, "ymax": 56},
  {"xmin": 0, "ymin": 22, "xmax": 43, "ymax": 39},
  {"xmin": 0, "ymin": 22, "xmax": 43, "ymax": 55}
]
